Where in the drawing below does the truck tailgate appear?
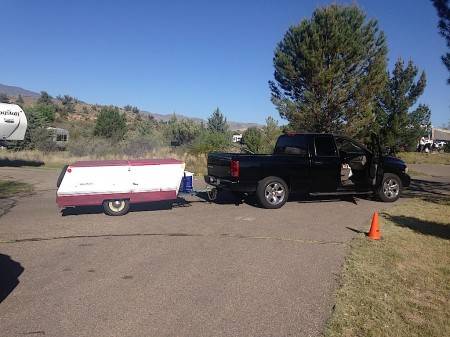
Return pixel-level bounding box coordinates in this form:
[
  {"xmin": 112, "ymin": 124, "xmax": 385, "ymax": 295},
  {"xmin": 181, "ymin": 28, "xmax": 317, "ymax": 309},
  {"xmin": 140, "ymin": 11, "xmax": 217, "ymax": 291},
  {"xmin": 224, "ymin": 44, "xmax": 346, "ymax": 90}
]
[{"xmin": 207, "ymin": 153, "xmax": 233, "ymax": 178}]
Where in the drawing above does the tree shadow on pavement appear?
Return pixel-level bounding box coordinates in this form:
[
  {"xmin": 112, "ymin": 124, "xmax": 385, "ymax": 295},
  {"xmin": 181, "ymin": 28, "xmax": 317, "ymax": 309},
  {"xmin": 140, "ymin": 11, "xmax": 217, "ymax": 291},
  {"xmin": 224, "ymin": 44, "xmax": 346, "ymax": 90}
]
[
  {"xmin": 384, "ymin": 214, "xmax": 450, "ymax": 240},
  {"xmin": 0, "ymin": 254, "xmax": 24, "ymax": 303},
  {"xmin": 403, "ymin": 178, "xmax": 450, "ymax": 198},
  {"xmin": 0, "ymin": 159, "xmax": 44, "ymax": 167}
]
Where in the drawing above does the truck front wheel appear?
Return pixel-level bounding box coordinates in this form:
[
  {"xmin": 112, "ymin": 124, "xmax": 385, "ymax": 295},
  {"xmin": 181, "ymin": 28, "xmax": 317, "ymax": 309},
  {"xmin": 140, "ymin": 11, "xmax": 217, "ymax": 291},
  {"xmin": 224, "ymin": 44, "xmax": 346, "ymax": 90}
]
[
  {"xmin": 256, "ymin": 177, "xmax": 289, "ymax": 209},
  {"xmin": 377, "ymin": 173, "xmax": 402, "ymax": 202},
  {"xmin": 103, "ymin": 199, "xmax": 130, "ymax": 216}
]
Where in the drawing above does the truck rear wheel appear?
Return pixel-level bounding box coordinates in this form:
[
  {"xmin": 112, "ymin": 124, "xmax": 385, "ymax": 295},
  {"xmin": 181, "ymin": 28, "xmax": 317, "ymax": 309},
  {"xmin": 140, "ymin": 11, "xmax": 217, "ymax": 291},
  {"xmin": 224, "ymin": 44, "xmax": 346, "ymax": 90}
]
[
  {"xmin": 103, "ymin": 199, "xmax": 130, "ymax": 216},
  {"xmin": 377, "ymin": 173, "xmax": 402, "ymax": 202},
  {"xmin": 256, "ymin": 176, "xmax": 289, "ymax": 209}
]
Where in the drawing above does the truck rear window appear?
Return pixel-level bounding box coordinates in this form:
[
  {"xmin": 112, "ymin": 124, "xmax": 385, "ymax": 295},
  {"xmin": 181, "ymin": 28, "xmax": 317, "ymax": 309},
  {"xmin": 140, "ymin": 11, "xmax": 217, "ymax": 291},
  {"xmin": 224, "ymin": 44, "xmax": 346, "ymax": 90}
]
[{"xmin": 274, "ymin": 134, "xmax": 307, "ymax": 156}]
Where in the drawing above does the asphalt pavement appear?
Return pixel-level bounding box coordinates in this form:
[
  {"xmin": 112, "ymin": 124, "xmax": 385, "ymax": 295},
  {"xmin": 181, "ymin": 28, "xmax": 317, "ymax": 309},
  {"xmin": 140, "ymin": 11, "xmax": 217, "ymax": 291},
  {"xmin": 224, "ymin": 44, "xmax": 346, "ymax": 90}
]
[{"xmin": 0, "ymin": 164, "xmax": 448, "ymax": 337}]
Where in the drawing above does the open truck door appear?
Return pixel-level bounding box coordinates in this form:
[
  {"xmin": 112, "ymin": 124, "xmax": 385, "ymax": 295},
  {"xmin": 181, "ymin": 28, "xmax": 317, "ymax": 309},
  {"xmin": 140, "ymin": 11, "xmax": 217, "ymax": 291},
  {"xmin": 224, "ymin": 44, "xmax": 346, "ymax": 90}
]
[{"xmin": 368, "ymin": 133, "xmax": 384, "ymax": 186}]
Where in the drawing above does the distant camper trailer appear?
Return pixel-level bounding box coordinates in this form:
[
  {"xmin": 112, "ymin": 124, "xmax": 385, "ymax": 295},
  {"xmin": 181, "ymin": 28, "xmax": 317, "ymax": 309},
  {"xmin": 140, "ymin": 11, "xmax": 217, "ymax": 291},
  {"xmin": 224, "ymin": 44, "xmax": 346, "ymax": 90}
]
[
  {"xmin": 232, "ymin": 134, "xmax": 242, "ymax": 143},
  {"xmin": 47, "ymin": 127, "xmax": 69, "ymax": 147},
  {"xmin": 0, "ymin": 103, "xmax": 28, "ymax": 146}
]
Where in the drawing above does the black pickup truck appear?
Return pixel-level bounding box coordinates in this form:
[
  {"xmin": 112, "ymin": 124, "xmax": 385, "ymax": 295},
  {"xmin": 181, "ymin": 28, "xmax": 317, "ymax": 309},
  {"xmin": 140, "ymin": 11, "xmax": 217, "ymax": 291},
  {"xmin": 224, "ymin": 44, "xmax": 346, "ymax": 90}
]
[{"xmin": 204, "ymin": 133, "xmax": 411, "ymax": 209}]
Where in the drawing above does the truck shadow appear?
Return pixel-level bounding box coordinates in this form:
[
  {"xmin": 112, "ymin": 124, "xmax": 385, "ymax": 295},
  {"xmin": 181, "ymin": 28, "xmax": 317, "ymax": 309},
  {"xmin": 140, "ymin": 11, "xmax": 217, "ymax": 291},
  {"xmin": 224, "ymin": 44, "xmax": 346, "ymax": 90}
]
[
  {"xmin": 196, "ymin": 190, "xmax": 257, "ymax": 206},
  {"xmin": 292, "ymin": 194, "xmax": 368, "ymax": 205},
  {"xmin": 196, "ymin": 190, "xmax": 365, "ymax": 208},
  {"xmin": 132, "ymin": 198, "xmax": 192, "ymax": 212},
  {"xmin": 0, "ymin": 254, "xmax": 24, "ymax": 303}
]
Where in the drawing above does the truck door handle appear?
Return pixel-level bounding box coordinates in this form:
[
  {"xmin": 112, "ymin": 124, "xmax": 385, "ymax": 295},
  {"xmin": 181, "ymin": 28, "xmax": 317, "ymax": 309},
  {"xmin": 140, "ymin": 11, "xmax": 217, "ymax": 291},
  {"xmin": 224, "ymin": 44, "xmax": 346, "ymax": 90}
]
[{"xmin": 314, "ymin": 161, "xmax": 324, "ymax": 166}]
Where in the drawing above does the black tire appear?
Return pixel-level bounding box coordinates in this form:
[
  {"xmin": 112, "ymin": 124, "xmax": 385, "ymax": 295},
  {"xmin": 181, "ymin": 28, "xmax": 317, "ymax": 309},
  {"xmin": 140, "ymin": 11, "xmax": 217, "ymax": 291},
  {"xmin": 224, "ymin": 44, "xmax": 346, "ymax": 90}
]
[
  {"xmin": 102, "ymin": 199, "xmax": 130, "ymax": 216},
  {"xmin": 256, "ymin": 176, "xmax": 289, "ymax": 209},
  {"xmin": 377, "ymin": 173, "xmax": 402, "ymax": 202}
]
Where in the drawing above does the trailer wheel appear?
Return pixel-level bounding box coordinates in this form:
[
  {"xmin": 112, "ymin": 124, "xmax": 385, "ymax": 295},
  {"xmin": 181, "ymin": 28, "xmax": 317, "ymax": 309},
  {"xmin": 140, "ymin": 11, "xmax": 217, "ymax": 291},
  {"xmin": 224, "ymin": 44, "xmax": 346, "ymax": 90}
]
[
  {"xmin": 256, "ymin": 176, "xmax": 289, "ymax": 209},
  {"xmin": 103, "ymin": 199, "xmax": 130, "ymax": 216}
]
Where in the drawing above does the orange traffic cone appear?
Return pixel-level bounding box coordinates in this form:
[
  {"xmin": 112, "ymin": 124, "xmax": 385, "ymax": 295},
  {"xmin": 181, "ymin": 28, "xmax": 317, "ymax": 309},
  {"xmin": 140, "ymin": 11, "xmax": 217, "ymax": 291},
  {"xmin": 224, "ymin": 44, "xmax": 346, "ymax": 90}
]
[{"xmin": 368, "ymin": 212, "xmax": 381, "ymax": 240}]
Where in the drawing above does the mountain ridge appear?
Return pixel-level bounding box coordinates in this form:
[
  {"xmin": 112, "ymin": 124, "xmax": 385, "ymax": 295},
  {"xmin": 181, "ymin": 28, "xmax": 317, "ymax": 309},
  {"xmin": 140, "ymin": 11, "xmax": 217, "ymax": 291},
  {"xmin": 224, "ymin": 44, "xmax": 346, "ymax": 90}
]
[
  {"xmin": 0, "ymin": 83, "xmax": 261, "ymax": 131},
  {"xmin": 0, "ymin": 83, "xmax": 40, "ymax": 98}
]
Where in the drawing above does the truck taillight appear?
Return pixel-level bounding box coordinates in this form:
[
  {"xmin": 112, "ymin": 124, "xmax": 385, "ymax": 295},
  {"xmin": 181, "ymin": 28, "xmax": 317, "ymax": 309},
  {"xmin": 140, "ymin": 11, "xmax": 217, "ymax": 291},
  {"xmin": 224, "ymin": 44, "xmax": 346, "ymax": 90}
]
[{"xmin": 231, "ymin": 160, "xmax": 239, "ymax": 177}]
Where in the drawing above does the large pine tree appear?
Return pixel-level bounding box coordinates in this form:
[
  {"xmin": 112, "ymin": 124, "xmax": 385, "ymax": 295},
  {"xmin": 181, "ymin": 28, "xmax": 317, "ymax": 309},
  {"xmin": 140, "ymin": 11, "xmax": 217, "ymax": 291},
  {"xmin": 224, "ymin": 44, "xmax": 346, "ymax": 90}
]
[
  {"xmin": 269, "ymin": 4, "xmax": 387, "ymax": 139},
  {"xmin": 431, "ymin": 0, "xmax": 450, "ymax": 84},
  {"xmin": 376, "ymin": 58, "xmax": 430, "ymax": 151}
]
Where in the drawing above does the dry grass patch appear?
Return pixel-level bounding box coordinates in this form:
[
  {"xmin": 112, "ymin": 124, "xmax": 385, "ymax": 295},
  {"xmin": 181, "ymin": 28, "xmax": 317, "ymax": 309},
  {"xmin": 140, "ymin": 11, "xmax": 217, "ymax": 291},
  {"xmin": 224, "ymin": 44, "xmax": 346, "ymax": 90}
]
[
  {"xmin": 325, "ymin": 197, "xmax": 450, "ymax": 337},
  {"xmin": 0, "ymin": 149, "xmax": 208, "ymax": 175},
  {"xmin": 0, "ymin": 180, "xmax": 35, "ymax": 196},
  {"xmin": 397, "ymin": 152, "xmax": 450, "ymax": 165}
]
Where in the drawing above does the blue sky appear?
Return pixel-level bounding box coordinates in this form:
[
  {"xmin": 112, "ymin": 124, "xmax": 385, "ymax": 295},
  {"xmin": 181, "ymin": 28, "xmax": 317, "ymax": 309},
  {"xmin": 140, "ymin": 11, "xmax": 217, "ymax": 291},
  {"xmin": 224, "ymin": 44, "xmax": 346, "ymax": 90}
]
[{"xmin": 2, "ymin": 0, "xmax": 448, "ymax": 127}]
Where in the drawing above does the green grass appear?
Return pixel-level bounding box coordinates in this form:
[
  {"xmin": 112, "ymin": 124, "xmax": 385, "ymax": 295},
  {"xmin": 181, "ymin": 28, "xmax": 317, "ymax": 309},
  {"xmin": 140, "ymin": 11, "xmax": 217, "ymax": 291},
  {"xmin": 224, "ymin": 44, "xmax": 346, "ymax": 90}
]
[
  {"xmin": 0, "ymin": 180, "xmax": 35, "ymax": 196},
  {"xmin": 397, "ymin": 152, "xmax": 450, "ymax": 165},
  {"xmin": 325, "ymin": 197, "xmax": 450, "ymax": 337}
]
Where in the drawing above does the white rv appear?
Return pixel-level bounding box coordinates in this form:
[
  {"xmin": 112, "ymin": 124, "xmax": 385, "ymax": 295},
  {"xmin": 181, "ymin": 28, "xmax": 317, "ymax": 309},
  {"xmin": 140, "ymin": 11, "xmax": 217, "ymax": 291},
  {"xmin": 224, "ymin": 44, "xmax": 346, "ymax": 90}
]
[{"xmin": 0, "ymin": 103, "xmax": 28, "ymax": 146}]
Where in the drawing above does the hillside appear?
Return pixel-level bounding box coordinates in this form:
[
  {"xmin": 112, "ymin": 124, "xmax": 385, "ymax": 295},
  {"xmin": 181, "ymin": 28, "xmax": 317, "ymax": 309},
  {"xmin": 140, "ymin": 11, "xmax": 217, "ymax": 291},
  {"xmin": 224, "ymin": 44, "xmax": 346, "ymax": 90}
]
[
  {"xmin": 0, "ymin": 83, "xmax": 261, "ymax": 131},
  {"xmin": 0, "ymin": 84, "xmax": 39, "ymax": 98}
]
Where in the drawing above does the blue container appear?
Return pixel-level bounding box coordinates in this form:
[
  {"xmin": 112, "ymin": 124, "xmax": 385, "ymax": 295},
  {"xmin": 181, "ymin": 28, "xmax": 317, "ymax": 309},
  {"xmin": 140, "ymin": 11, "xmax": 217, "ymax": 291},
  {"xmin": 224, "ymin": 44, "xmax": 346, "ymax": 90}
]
[{"xmin": 179, "ymin": 171, "xmax": 193, "ymax": 192}]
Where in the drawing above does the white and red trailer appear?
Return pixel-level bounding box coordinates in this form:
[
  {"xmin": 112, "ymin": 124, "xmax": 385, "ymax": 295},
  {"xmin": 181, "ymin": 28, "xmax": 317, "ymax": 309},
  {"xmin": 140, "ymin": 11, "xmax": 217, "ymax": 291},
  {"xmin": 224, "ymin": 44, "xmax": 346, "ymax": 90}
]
[{"xmin": 56, "ymin": 159, "xmax": 187, "ymax": 215}]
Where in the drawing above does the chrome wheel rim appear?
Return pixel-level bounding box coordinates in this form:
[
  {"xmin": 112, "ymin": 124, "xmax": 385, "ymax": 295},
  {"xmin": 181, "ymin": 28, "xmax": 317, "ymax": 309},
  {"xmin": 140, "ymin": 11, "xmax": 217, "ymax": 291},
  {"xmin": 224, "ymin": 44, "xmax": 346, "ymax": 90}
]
[
  {"xmin": 109, "ymin": 200, "xmax": 125, "ymax": 213},
  {"xmin": 264, "ymin": 182, "xmax": 285, "ymax": 205},
  {"xmin": 383, "ymin": 179, "xmax": 399, "ymax": 199}
]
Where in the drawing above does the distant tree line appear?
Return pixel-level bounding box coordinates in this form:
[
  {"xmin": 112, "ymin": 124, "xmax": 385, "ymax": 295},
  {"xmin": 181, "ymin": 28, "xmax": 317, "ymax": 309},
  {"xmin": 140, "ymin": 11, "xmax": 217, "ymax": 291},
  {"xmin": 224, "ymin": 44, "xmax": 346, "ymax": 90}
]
[{"xmin": 9, "ymin": 91, "xmax": 248, "ymax": 156}]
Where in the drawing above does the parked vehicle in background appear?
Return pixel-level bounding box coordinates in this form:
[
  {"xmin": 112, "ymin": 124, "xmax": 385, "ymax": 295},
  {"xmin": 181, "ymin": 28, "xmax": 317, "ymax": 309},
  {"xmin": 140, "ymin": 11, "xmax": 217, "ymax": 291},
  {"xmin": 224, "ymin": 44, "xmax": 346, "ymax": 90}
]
[
  {"xmin": 418, "ymin": 128, "xmax": 450, "ymax": 153},
  {"xmin": 431, "ymin": 140, "xmax": 448, "ymax": 152},
  {"xmin": 205, "ymin": 133, "xmax": 411, "ymax": 209},
  {"xmin": 47, "ymin": 127, "xmax": 69, "ymax": 148},
  {"xmin": 0, "ymin": 103, "xmax": 27, "ymax": 147}
]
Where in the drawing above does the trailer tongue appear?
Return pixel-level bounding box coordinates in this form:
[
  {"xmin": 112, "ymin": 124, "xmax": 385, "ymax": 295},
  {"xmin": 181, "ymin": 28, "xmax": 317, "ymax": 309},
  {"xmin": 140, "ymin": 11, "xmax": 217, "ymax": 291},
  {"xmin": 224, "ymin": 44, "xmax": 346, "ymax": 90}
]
[{"xmin": 57, "ymin": 159, "xmax": 188, "ymax": 215}]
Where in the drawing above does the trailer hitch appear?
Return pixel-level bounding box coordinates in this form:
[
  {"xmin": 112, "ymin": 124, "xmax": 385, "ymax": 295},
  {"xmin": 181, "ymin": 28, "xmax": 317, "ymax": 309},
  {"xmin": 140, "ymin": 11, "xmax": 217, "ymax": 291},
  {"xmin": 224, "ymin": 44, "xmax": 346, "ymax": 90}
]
[
  {"xmin": 207, "ymin": 187, "xmax": 217, "ymax": 201},
  {"xmin": 178, "ymin": 186, "xmax": 217, "ymax": 202}
]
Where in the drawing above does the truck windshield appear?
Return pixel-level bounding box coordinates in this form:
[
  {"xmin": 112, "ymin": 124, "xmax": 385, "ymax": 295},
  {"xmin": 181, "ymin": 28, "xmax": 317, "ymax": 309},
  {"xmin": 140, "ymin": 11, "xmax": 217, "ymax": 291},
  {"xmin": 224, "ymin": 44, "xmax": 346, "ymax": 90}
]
[{"xmin": 274, "ymin": 134, "xmax": 308, "ymax": 156}]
